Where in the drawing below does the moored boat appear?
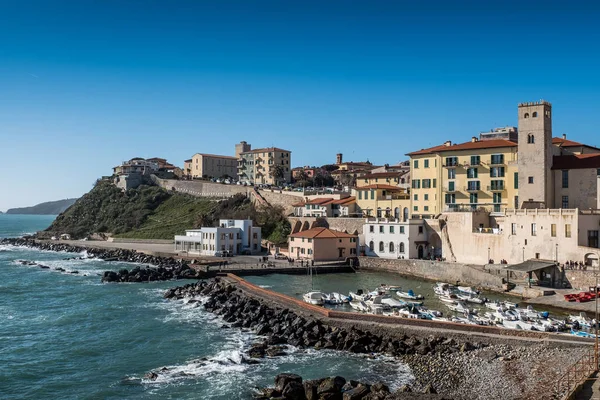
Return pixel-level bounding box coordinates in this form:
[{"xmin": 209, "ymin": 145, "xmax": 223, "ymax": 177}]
[
  {"xmin": 303, "ymin": 291, "xmax": 325, "ymax": 305},
  {"xmin": 396, "ymin": 289, "xmax": 424, "ymax": 300}
]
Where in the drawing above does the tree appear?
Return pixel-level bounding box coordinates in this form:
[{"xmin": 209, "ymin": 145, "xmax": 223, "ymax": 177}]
[{"xmin": 272, "ymin": 165, "xmax": 285, "ymax": 185}]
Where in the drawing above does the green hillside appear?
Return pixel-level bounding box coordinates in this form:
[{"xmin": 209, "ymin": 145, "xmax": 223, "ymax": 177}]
[{"xmin": 44, "ymin": 180, "xmax": 290, "ymax": 243}]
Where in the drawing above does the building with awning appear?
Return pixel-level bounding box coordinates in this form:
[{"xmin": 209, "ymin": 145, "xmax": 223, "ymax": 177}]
[{"xmin": 503, "ymin": 259, "xmax": 559, "ymax": 288}]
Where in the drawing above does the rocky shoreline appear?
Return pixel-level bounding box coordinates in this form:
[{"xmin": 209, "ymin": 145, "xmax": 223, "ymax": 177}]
[
  {"xmin": 1, "ymin": 237, "xmax": 200, "ymax": 282},
  {"xmin": 164, "ymin": 279, "xmax": 587, "ymax": 400},
  {"xmin": 254, "ymin": 373, "xmax": 448, "ymax": 400}
]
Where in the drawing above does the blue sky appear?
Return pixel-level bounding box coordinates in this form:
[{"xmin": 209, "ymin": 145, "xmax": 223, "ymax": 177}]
[{"xmin": 1, "ymin": 1, "xmax": 599, "ymax": 211}]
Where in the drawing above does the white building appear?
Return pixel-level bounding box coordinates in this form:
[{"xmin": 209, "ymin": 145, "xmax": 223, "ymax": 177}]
[
  {"xmin": 363, "ymin": 218, "xmax": 429, "ymax": 259},
  {"xmin": 174, "ymin": 219, "xmax": 262, "ymax": 256}
]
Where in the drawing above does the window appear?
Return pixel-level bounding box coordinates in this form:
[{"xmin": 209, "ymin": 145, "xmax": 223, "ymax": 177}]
[
  {"xmin": 400, "ymin": 226, "xmax": 405, "ymax": 234},
  {"xmin": 390, "ymin": 226, "xmax": 395, "ymax": 233},
  {"xmin": 470, "ymin": 155, "xmax": 480, "ymax": 165},
  {"xmin": 448, "ymin": 181, "xmax": 455, "ymax": 192},
  {"xmin": 445, "ymin": 193, "xmax": 456, "ymax": 204},
  {"xmin": 413, "ymin": 160, "xmax": 419, "ymax": 169},
  {"xmin": 470, "ymin": 193, "xmax": 478, "ymax": 204},
  {"xmin": 379, "ymin": 226, "xmax": 384, "ymax": 233},
  {"xmin": 424, "ymin": 206, "xmax": 429, "ymax": 211},
  {"xmin": 562, "ymin": 170, "xmax": 569, "ymax": 188},
  {"xmin": 490, "ymin": 180, "xmax": 504, "ymax": 190},
  {"xmin": 377, "ymin": 208, "xmax": 382, "ymax": 218},
  {"xmin": 493, "ymin": 192, "xmax": 502, "ymax": 203},
  {"xmin": 467, "ymin": 181, "xmax": 480, "ymax": 191},
  {"xmin": 531, "ymin": 223, "xmax": 537, "ymax": 236},
  {"xmin": 413, "ymin": 206, "xmax": 418, "ymax": 211},
  {"xmin": 589, "ymin": 231, "xmax": 599, "ymax": 248},
  {"xmin": 422, "ymin": 179, "xmax": 431, "ymax": 188},
  {"xmin": 511, "ymin": 223, "xmax": 517, "ymax": 235},
  {"xmin": 412, "ymin": 180, "xmax": 421, "ymax": 189},
  {"xmin": 433, "ymin": 179, "xmax": 436, "ymax": 188},
  {"xmin": 369, "ymin": 225, "xmax": 374, "ymax": 233},
  {"xmin": 389, "ymin": 242, "xmax": 395, "ymax": 252},
  {"xmin": 371, "ymin": 190, "xmax": 375, "ymax": 200},
  {"xmin": 527, "ymin": 134, "xmax": 535, "ymax": 144},
  {"xmin": 514, "ymin": 172, "xmax": 519, "ymax": 189},
  {"xmin": 448, "ymin": 169, "xmax": 456, "ymax": 179},
  {"xmin": 379, "ymin": 241, "xmax": 385, "ymax": 252},
  {"xmin": 418, "ymin": 226, "xmax": 424, "ymax": 234},
  {"xmin": 400, "ymin": 243, "xmax": 405, "ymax": 253},
  {"xmin": 445, "ymin": 157, "xmax": 458, "ymax": 167},
  {"xmin": 369, "ymin": 241, "xmax": 374, "ymax": 251},
  {"xmin": 308, "ymin": 249, "xmax": 313, "ymax": 255},
  {"xmin": 524, "ymin": 113, "xmax": 529, "ymax": 118},
  {"xmin": 308, "ymin": 238, "xmax": 312, "ymax": 243},
  {"xmin": 424, "ymin": 194, "xmax": 429, "ymax": 201},
  {"xmin": 562, "ymin": 196, "xmax": 569, "ymax": 208},
  {"xmin": 532, "ymin": 111, "xmax": 538, "ymax": 118},
  {"xmin": 414, "ymin": 194, "xmax": 418, "ymax": 201},
  {"xmin": 358, "ymin": 191, "xmax": 362, "ymax": 200},
  {"xmin": 565, "ymin": 224, "xmax": 571, "ymax": 238},
  {"xmin": 528, "ymin": 176, "xmax": 534, "ymax": 184},
  {"xmin": 424, "ymin": 159, "xmax": 429, "ymax": 168},
  {"xmin": 467, "ymin": 168, "xmax": 478, "ymax": 178},
  {"xmin": 491, "ymin": 154, "xmax": 504, "ymax": 165},
  {"xmin": 551, "ymin": 224, "xmax": 556, "ymax": 237},
  {"xmin": 350, "ymin": 248, "xmax": 356, "ymax": 255},
  {"xmin": 490, "ymin": 167, "xmax": 505, "ymax": 177}
]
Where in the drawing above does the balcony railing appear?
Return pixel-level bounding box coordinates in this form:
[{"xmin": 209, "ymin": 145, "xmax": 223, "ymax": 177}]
[
  {"xmin": 489, "ymin": 158, "xmax": 505, "ymax": 165},
  {"xmin": 487, "ymin": 185, "xmax": 505, "ymax": 191},
  {"xmin": 443, "ymin": 161, "xmax": 459, "ymax": 168},
  {"xmin": 464, "ymin": 186, "xmax": 480, "ymax": 192},
  {"xmin": 442, "ymin": 186, "xmax": 456, "ymax": 192}
]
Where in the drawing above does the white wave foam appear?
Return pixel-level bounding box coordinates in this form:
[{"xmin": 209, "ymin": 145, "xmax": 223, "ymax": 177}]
[{"xmin": 258, "ymin": 285, "xmax": 273, "ymax": 288}]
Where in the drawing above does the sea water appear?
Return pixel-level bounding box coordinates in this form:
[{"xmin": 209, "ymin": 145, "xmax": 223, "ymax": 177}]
[{"xmin": 0, "ymin": 215, "xmax": 411, "ymax": 400}]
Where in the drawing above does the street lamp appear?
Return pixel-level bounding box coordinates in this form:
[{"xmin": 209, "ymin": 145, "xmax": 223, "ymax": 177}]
[
  {"xmin": 555, "ymin": 243, "xmax": 558, "ymax": 262},
  {"xmin": 488, "ymin": 247, "xmax": 491, "ymax": 263},
  {"xmin": 522, "ymin": 247, "xmax": 525, "ymax": 262}
]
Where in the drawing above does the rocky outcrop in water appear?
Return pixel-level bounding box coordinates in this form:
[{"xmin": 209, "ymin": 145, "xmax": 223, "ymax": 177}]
[
  {"xmin": 254, "ymin": 373, "xmax": 451, "ymax": 399},
  {"xmin": 2, "ymin": 237, "xmax": 199, "ymax": 282}
]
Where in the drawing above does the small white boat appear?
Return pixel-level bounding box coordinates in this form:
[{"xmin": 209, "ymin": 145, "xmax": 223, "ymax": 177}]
[
  {"xmin": 485, "ymin": 300, "xmax": 503, "ymax": 310},
  {"xmin": 503, "ymin": 301, "xmax": 518, "ymax": 309},
  {"xmin": 349, "ymin": 290, "xmax": 370, "ymax": 302},
  {"xmin": 333, "ymin": 292, "xmax": 350, "ymax": 303},
  {"xmin": 349, "ymin": 299, "xmax": 369, "ymax": 312},
  {"xmin": 434, "ymin": 282, "xmax": 456, "ymax": 296},
  {"xmin": 380, "ymin": 296, "xmax": 406, "ymax": 308},
  {"xmin": 446, "ymin": 301, "xmax": 477, "ymax": 315},
  {"xmin": 303, "ymin": 291, "xmax": 325, "ymax": 305},
  {"xmin": 457, "ymin": 293, "xmax": 486, "ymax": 304},
  {"xmin": 399, "ymin": 307, "xmax": 427, "ymax": 319},
  {"xmin": 438, "ymin": 294, "xmax": 459, "ymax": 304},
  {"xmin": 322, "ymin": 293, "xmax": 342, "ymax": 305},
  {"xmin": 396, "ymin": 289, "xmax": 424, "ymax": 300},
  {"xmin": 570, "ymin": 312, "xmax": 593, "ymax": 329},
  {"xmin": 457, "ymin": 286, "xmax": 479, "ymax": 295},
  {"xmin": 517, "ymin": 305, "xmax": 549, "ymax": 320}
]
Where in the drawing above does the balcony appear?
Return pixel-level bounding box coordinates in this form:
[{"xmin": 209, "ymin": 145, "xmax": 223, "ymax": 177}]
[
  {"xmin": 489, "ymin": 158, "xmax": 505, "ymax": 165},
  {"xmin": 464, "ymin": 186, "xmax": 480, "ymax": 192},
  {"xmin": 442, "ymin": 186, "xmax": 456, "ymax": 192},
  {"xmin": 487, "ymin": 184, "xmax": 506, "ymax": 192},
  {"xmin": 443, "ymin": 160, "xmax": 459, "ymax": 168}
]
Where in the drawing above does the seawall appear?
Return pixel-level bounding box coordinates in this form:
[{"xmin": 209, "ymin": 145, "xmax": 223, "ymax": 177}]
[{"xmin": 357, "ymin": 257, "xmax": 505, "ymax": 291}]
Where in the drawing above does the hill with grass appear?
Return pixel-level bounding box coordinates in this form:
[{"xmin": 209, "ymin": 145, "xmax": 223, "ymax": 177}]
[
  {"xmin": 6, "ymin": 198, "xmax": 78, "ymax": 215},
  {"xmin": 43, "ymin": 180, "xmax": 290, "ymax": 243}
]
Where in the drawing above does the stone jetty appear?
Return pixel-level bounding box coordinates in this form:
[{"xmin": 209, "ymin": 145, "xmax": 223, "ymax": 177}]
[
  {"xmin": 164, "ymin": 278, "xmax": 589, "ymax": 400},
  {"xmin": 1, "ymin": 237, "xmax": 199, "ymax": 282},
  {"xmin": 254, "ymin": 373, "xmax": 450, "ymax": 400}
]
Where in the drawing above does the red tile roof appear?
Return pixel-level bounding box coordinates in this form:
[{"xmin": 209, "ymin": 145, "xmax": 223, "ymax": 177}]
[
  {"xmin": 357, "ymin": 184, "xmax": 404, "ymax": 191},
  {"xmin": 184, "ymin": 159, "xmax": 192, "ymax": 163},
  {"xmin": 290, "ymin": 227, "xmax": 357, "ymax": 239},
  {"xmin": 552, "ymin": 154, "xmax": 600, "ymax": 170},
  {"xmin": 241, "ymin": 147, "xmax": 291, "ymax": 154},
  {"xmin": 362, "ymin": 172, "xmax": 407, "ymax": 179},
  {"xmin": 193, "ymin": 153, "xmax": 238, "ymax": 160},
  {"xmin": 331, "ymin": 197, "xmax": 356, "ymax": 205},
  {"xmin": 407, "ymin": 139, "xmax": 517, "ymax": 156}
]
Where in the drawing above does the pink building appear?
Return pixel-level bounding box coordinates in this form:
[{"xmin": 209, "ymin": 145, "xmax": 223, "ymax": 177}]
[{"xmin": 288, "ymin": 227, "xmax": 358, "ymax": 261}]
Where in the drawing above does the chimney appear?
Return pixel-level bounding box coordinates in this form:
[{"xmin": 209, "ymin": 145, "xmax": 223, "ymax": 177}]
[
  {"xmin": 471, "ymin": 137, "xmax": 478, "ymax": 143},
  {"xmin": 562, "ymin": 133, "xmax": 567, "ymax": 140},
  {"xmin": 336, "ymin": 153, "xmax": 343, "ymax": 165},
  {"xmin": 444, "ymin": 141, "xmax": 452, "ymax": 147}
]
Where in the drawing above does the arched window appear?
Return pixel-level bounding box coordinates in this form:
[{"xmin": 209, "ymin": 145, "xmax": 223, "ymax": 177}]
[
  {"xmin": 400, "ymin": 243, "xmax": 405, "ymax": 253},
  {"xmin": 394, "ymin": 207, "xmax": 400, "ymax": 219},
  {"xmin": 379, "ymin": 241, "xmax": 385, "ymax": 252},
  {"xmin": 377, "ymin": 207, "xmax": 382, "ymax": 218},
  {"xmin": 527, "ymin": 134, "xmax": 535, "ymax": 144},
  {"xmin": 524, "ymin": 113, "xmax": 530, "ymax": 118},
  {"xmin": 545, "ymin": 110, "xmax": 551, "ymax": 118},
  {"xmin": 389, "ymin": 242, "xmax": 395, "ymax": 252},
  {"xmin": 401, "ymin": 178, "xmax": 405, "ymax": 184},
  {"xmin": 532, "ymin": 111, "xmax": 538, "ymax": 118},
  {"xmin": 403, "ymin": 207, "xmax": 409, "ymax": 221},
  {"xmin": 385, "ymin": 207, "xmax": 391, "ymax": 217},
  {"xmin": 369, "ymin": 241, "xmax": 374, "ymax": 251}
]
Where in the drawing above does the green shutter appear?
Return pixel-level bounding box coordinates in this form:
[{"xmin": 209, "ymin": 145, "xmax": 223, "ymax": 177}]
[{"xmin": 514, "ymin": 172, "xmax": 518, "ymax": 189}]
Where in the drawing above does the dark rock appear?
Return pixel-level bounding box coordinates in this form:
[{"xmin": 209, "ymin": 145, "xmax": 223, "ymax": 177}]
[
  {"xmin": 303, "ymin": 379, "xmax": 322, "ymax": 400},
  {"xmin": 343, "ymin": 385, "xmax": 370, "ymax": 400},
  {"xmin": 275, "ymin": 373, "xmax": 303, "ymax": 392},
  {"xmin": 422, "ymin": 384, "xmax": 437, "ymax": 394},
  {"xmin": 282, "ymin": 381, "xmax": 305, "ymax": 400},
  {"xmin": 318, "ymin": 376, "xmax": 347, "ymax": 395}
]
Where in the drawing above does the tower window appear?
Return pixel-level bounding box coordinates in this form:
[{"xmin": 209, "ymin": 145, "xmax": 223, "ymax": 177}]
[
  {"xmin": 528, "ymin": 176, "xmax": 534, "ymax": 184},
  {"xmin": 524, "ymin": 113, "xmax": 530, "ymax": 118},
  {"xmin": 532, "ymin": 111, "xmax": 538, "ymax": 118},
  {"xmin": 545, "ymin": 110, "xmax": 551, "ymax": 118},
  {"xmin": 527, "ymin": 134, "xmax": 535, "ymax": 144}
]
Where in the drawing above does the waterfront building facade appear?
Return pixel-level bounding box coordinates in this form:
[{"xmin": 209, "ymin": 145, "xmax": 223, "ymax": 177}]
[
  {"xmin": 174, "ymin": 219, "xmax": 261, "ymax": 256},
  {"xmin": 292, "ymin": 197, "xmax": 357, "ymax": 218},
  {"xmin": 288, "ymin": 227, "xmax": 358, "ymax": 261},
  {"xmin": 353, "ymin": 184, "xmax": 411, "ymax": 220},
  {"xmin": 362, "ymin": 218, "xmax": 428, "ymax": 259}
]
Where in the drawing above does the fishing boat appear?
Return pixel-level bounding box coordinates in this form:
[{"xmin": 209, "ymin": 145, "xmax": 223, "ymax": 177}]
[
  {"xmin": 434, "ymin": 282, "xmax": 456, "ymax": 296},
  {"xmin": 399, "ymin": 306, "xmax": 427, "ymax": 319},
  {"xmin": 446, "ymin": 301, "xmax": 477, "ymax": 315},
  {"xmin": 380, "ymin": 296, "xmax": 406, "ymax": 308},
  {"xmin": 485, "ymin": 300, "xmax": 504, "ymax": 310},
  {"xmin": 349, "ymin": 299, "xmax": 370, "ymax": 312},
  {"xmin": 457, "ymin": 286, "xmax": 479, "ymax": 295},
  {"xmin": 438, "ymin": 294, "xmax": 459, "ymax": 304},
  {"xmin": 396, "ymin": 289, "xmax": 424, "ymax": 300},
  {"xmin": 349, "ymin": 290, "xmax": 370, "ymax": 302},
  {"xmin": 569, "ymin": 312, "xmax": 594, "ymax": 329},
  {"xmin": 303, "ymin": 291, "xmax": 325, "ymax": 305},
  {"xmin": 517, "ymin": 305, "xmax": 549, "ymax": 320},
  {"xmin": 457, "ymin": 293, "xmax": 487, "ymax": 304}
]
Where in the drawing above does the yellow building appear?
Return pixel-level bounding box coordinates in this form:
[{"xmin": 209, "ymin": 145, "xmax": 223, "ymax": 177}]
[
  {"xmin": 190, "ymin": 153, "xmax": 238, "ymax": 179},
  {"xmin": 238, "ymin": 147, "xmax": 292, "ymax": 185},
  {"xmin": 407, "ymin": 138, "xmax": 519, "ymax": 218},
  {"xmin": 353, "ymin": 184, "xmax": 411, "ymax": 220}
]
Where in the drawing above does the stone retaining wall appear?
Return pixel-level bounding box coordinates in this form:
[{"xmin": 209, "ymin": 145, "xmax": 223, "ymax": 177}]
[
  {"xmin": 357, "ymin": 257, "xmax": 504, "ymax": 290},
  {"xmin": 107, "ymin": 238, "xmax": 174, "ymax": 244},
  {"xmin": 564, "ymin": 270, "xmax": 599, "ymax": 291}
]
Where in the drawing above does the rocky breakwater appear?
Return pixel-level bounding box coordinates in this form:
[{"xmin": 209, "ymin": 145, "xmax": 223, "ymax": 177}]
[
  {"xmin": 165, "ymin": 279, "xmax": 589, "ymax": 400},
  {"xmin": 1, "ymin": 237, "xmax": 200, "ymax": 282},
  {"xmin": 254, "ymin": 373, "xmax": 449, "ymax": 400}
]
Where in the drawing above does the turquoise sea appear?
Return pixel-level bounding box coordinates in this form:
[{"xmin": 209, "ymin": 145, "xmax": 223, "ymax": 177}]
[{"xmin": 0, "ymin": 214, "xmax": 411, "ymax": 400}]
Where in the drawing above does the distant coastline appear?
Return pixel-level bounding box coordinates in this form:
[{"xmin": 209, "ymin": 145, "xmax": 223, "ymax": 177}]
[{"xmin": 5, "ymin": 199, "xmax": 77, "ymax": 216}]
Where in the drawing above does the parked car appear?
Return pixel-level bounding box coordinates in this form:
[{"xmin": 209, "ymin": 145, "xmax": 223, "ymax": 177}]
[{"xmin": 274, "ymin": 253, "xmax": 287, "ymax": 260}]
